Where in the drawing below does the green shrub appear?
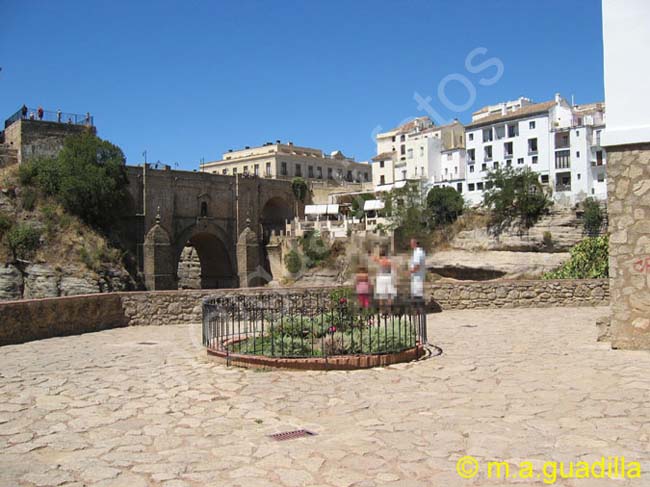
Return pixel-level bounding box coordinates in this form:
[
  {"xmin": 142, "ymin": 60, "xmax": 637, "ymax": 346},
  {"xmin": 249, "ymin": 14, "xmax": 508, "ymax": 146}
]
[
  {"xmin": 5, "ymin": 224, "xmax": 42, "ymax": 260},
  {"xmin": 285, "ymin": 249, "xmax": 302, "ymax": 274},
  {"xmin": 582, "ymin": 197, "xmax": 604, "ymax": 236},
  {"xmin": 0, "ymin": 212, "xmax": 13, "ymax": 238},
  {"xmin": 299, "ymin": 231, "xmax": 330, "ymax": 267},
  {"xmin": 21, "ymin": 187, "xmax": 37, "ymax": 211},
  {"xmin": 291, "ymin": 177, "xmax": 309, "ymax": 202},
  {"xmin": 426, "ymin": 186, "xmax": 464, "ymax": 226},
  {"xmin": 483, "ymin": 167, "xmax": 552, "ymax": 234},
  {"xmin": 24, "ymin": 133, "xmax": 128, "ymax": 230},
  {"xmin": 543, "ymin": 236, "xmax": 609, "ymax": 279},
  {"xmin": 18, "ymin": 162, "xmax": 38, "ymax": 186}
]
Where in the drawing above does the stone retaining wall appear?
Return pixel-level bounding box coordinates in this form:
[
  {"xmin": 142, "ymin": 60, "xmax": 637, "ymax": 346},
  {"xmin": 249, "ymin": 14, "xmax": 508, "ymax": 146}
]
[
  {"xmin": 430, "ymin": 279, "xmax": 609, "ymax": 310},
  {"xmin": 0, "ymin": 280, "xmax": 609, "ymax": 346}
]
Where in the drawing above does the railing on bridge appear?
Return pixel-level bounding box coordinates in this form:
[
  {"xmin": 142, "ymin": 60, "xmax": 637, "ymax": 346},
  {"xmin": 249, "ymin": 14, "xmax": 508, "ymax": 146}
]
[{"xmin": 4, "ymin": 107, "xmax": 94, "ymax": 129}]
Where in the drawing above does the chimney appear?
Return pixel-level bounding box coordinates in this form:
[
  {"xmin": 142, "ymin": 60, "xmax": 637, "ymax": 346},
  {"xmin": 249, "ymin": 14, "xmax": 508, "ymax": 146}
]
[
  {"xmin": 276, "ymin": 139, "xmax": 281, "ymax": 144},
  {"xmin": 288, "ymin": 141, "xmax": 293, "ymax": 146},
  {"xmin": 245, "ymin": 146, "xmax": 250, "ymax": 149},
  {"xmin": 555, "ymin": 93, "xmax": 561, "ymax": 104},
  {"xmin": 501, "ymin": 103, "xmax": 507, "ymax": 115},
  {"xmin": 228, "ymin": 149, "xmax": 233, "ymax": 152}
]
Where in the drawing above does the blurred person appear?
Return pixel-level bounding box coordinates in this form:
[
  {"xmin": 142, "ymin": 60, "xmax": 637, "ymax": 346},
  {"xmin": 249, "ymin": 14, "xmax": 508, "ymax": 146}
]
[
  {"xmin": 373, "ymin": 247, "xmax": 396, "ymax": 310},
  {"xmin": 37, "ymin": 106, "xmax": 44, "ymax": 120},
  {"xmin": 409, "ymin": 238, "xmax": 426, "ymax": 306},
  {"xmin": 355, "ymin": 267, "xmax": 371, "ymax": 309}
]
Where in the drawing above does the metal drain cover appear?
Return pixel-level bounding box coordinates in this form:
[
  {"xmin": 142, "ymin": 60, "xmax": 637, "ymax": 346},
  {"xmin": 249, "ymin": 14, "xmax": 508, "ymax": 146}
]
[{"xmin": 268, "ymin": 429, "xmax": 317, "ymax": 441}]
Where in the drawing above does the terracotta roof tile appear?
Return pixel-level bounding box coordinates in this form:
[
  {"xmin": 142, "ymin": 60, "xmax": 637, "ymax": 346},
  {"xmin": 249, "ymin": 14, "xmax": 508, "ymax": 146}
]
[
  {"xmin": 467, "ymin": 100, "xmax": 556, "ymax": 128},
  {"xmin": 372, "ymin": 151, "xmax": 395, "ymax": 161}
]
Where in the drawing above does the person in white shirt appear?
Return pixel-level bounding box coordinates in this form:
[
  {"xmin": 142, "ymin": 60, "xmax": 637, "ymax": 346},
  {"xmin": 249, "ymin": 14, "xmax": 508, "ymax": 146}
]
[{"xmin": 409, "ymin": 238, "xmax": 426, "ymax": 305}]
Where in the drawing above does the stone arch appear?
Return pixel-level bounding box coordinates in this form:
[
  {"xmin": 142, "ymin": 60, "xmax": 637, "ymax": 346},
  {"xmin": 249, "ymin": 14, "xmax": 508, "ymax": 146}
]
[
  {"xmin": 260, "ymin": 196, "xmax": 293, "ymax": 243},
  {"xmin": 175, "ymin": 222, "xmax": 237, "ymax": 289}
]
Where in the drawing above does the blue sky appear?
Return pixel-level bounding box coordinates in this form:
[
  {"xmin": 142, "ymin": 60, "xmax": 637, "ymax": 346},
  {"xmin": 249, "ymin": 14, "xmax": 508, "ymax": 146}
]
[{"xmin": 1, "ymin": 0, "xmax": 604, "ymax": 169}]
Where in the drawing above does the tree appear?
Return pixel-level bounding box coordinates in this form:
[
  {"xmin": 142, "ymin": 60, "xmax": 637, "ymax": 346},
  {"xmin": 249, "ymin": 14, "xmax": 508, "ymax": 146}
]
[
  {"xmin": 5, "ymin": 224, "xmax": 41, "ymax": 261},
  {"xmin": 350, "ymin": 193, "xmax": 373, "ymax": 219},
  {"xmin": 380, "ymin": 181, "xmax": 430, "ymax": 247},
  {"xmin": 483, "ymin": 167, "xmax": 551, "ymax": 234},
  {"xmin": 291, "ymin": 177, "xmax": 309, "ymax": 202},
  {"xmin": 582, "ymin": 197, "xmax": 604, "ymax": 236},
  {"xmin": 426, "ymin": 186, "xmax": 464, "ymax": 226},
  {"xmin": 21, "ymin": 132, "xmax": 128, "ymax": 230}
]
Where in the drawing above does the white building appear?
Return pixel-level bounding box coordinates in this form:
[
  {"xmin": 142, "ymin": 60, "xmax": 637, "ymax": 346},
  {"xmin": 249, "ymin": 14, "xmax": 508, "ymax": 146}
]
[
  {"xmin": 463, "ymin": 94, "xmax": 607, "ymax": 206},
  {"xmin": 372, "ymin": 117, "xmax": 465, "ymax": 191}
]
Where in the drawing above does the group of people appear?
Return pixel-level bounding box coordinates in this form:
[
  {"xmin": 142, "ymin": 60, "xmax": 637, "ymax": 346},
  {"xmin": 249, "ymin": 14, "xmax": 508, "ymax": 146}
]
[
  {"xmin": 20, "ymin": 104, "xmax": 92, "ymax": 126},
  {"xmin": 354, "ymin": 238, "xmax": 426, "ymax": 310}
]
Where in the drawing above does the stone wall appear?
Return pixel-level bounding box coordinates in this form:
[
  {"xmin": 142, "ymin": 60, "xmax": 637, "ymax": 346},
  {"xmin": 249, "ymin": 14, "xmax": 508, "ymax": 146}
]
[
  {"xmin": 3, "ymin": 119, "xmax": 95, "ymax": 165},
  {"xmin": 606, "ymin": 144, "xmax": 650, "ymax": 349},
  {"xmin": 0, "ymin": 293, "xmax": 127, "ymax": 346},
  {"xmin": 0, "ymin": 279, "xmax": 609, "ymax": 346},
  {"xmin": 429, "ymin": 279, "xmax": 609, "ymax": 310}
]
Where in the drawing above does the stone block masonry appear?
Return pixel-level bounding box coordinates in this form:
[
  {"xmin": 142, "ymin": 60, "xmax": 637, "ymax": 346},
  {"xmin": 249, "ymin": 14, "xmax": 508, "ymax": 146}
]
[
  {"xmin": 605, "ymin": 144, "xmax": 650, "ymax": 349},
  {"xmin": 0, "ymin": 280, "xmax": 609, "ymax": 346}
]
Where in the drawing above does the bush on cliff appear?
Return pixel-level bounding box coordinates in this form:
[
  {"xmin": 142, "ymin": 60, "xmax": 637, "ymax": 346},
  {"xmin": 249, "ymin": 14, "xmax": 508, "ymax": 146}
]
[
  {"xmin": 19, "ymin": 132, "xmax": 128, "ymax": 230},
  {"xmin": 543, "ymin": 235, "xmax": 609, "ymax": 280},
  {"xmin": 5, "ymin": 223, "xmax": 42, "ymax": 261},
  {"xmin": 426, "ymin": 186, "xmax": 464, "ymax": 226}
]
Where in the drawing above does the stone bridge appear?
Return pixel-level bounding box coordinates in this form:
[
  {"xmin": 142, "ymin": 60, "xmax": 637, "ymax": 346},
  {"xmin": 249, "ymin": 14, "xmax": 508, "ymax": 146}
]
[{"xmin": 119, "ymin": 165, "xmax": 300, "ymax": 290}]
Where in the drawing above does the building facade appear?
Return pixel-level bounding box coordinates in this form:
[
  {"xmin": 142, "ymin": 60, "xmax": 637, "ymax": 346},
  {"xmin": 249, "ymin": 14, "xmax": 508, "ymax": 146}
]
[
  {"xmin": 463, "ymin": 94, "xmax": 607, "ymax": 206},
  {"xmin": 201, "ymin": 141, "xmax": 372, "ymax": 185},
  {"xmin": 372, "ymin": 117, "xmax": 465, "ymax": 190}
]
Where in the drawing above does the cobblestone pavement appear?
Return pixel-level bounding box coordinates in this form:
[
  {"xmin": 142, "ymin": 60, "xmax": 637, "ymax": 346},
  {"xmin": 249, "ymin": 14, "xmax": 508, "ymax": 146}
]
[{"xmin": 2, "ymin": 306, "xmax": 649, "ymax": 486}]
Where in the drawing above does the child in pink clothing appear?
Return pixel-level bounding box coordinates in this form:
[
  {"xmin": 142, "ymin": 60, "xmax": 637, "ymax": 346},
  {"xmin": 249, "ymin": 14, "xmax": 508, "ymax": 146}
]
[{"xmin": 355, "ymin": 270, "xmax": 371, "ymax": 309}]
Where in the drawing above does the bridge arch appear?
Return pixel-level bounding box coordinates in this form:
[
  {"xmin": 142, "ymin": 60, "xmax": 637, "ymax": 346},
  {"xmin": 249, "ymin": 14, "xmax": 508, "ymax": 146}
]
[
  {"xmin": 175, "ymin": 221, "xmax": 237, "ymax": 289},
  {"xmin": 260, "ymin": 195, "xmax": 293, "ymax": 242}
]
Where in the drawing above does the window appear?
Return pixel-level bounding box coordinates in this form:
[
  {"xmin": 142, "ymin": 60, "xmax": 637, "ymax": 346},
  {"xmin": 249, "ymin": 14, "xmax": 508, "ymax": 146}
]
[
  {"xmin": 467, "ymin": 149, "xmax": 475, "ymax": 162},
  {"xmin": 328, "ymin": 167, "xmax": 333, "ymax": 179},
  {"xmin": 380, "ymin": 175, "xmax": 385, "ymax": 185},
  {"xmin": 308, "ymin": 166, "xmax": 314, "ymax": 178},
  {"xmin": 419, "ymin": 146, "xmax": 424, "ymax": 157},
  {"xmin": 577, "ymin": 173, "xmax": 581, "ymax": 180},
  {"xmin": 477, "ymin": 182, "xmax": 484, "ymax": 190},
  {"xmin": 576, "ymin": 151, "xmax": 580, "ymax": 158},
  {"xmin": 482, "ymin": 128, "xmax": 493, "ymax": 142},
  {"xmin": 402, "ymin": 170, "xmax": 407, "ymax": 180},
  {"xmin": 495, "ymin": 125, "xmax": 505, "ymax": 140},
  {"xmin": 469, "ymin": 165, "xmax": 475, "ymax": 173},
  {"xmin": 468, "ymin": 183, "xmax": 475, "ymax": 191},
  {"xmin": 400, "ymin": 134, "xmax": 405, "ymax": 142},
  {"xmin": 541, "ymin": 175, "xmax": 549, "ymax": 184},
  {"xmin": 265, "ymin": 162, "xmax": 271, "ymax": 176},
  {"xmin": 507, "ymin": 123, "xmax": 518, "ymax": 137},
  {"xmin": 317, "ymin": 166, "xmax": 323, "ymax": 179},
  {"xmin": 447, "ymin": 153, "xmax": 452, "ymax": 160},
  {"xmin": 517, "ymin": 158, "xmax": 524, "ymax": 165},
  {"xmin": 484, "ymin": 146, "xmax": 493, "ymax": 161},
  {"xmin": 243, "ymin": 165, "xmax": 248, "ymax": 175},
  {"xmin": 493, "ymin": 161, "xmax": 499, "ymax": 169},
  {"xmin": 444, "ymin": 168, "xmax": 448, "ymax": 175},
  {"xmin": 407, "ymin": 148, "xmax": 413, "ymax": 159},
  {"xmin": 529, "ymin": 121, "xmax": 536, "ymax": 129},
  {"xmin": 481, "ymin": 163, "xmax": 487, "ymax": 171},
  {"xmin": 295, "ymin": 164, "xmax": 302, "ymax": 176},
  {"xmin": 420, "ymin": 166, "xmax": 424, "ymax": 175},
  {"xmin": 597, "ymin": 172, "xmax": 605, "ymax": 182},
  {"xmin": 532, "ymin": 155, "xmax": 538, "ymax": 164},
  {"xmin": 596, "ymin": 150, "xmax": 603, "ymax": 165},
  {"xmin": 346, "ymin": 170, "xmax": 353, "ymax": 182},
  {"xmin": 281, "ymin": 162, "xmax": 287, "ymax": 176},
  {"xmin": 364, "ymin": 172, "xmax": 369, "ymax": 181},
  {"xmin": 457, "ymin": 182, "xmax": 463, "ymax": 193},
  {"xmin": 528, "ymin": 138, "xmax": 538, "ymax": 154},
  {"xmin": 596, "ymin": 130, "xmax": 602, "ymax": 146},
  {"xmin": 576, "ymin": 130, "xmax": 580, "ymax": 136},
  {"xmin": 400, "ymin": 145, "xmax": 406, "ymax": 155},
  {"xmin": 504, "ymin": 142, "xmax": 513, "ymax": 157},
  {"xmin": 469, "ymin": 133, "xmax": 474, "ymax": 141},
  {"xmin": 337, "ymin": 169, "xmax": 343, "ymax": 179},
  {"xmin": 506, "ymin": 159, "xmax": 512, "ymax": 167},
  {"xmin": 222, "ymin": 168, "xmax": 228, "ymax": 174},
  {"xmin": 391, "ymin": 136, "xmax": 396, "ymax": 142},
  {"xmin": 555, "ymin": 150, "xmax": 570, "ymax": 169},
  {"xmin": 200, "ymin": 202, "xmax": 208, "ymax": 217},
  {"xmin": 379, "ymin": 160, "xmax": 385, "ymax": 168}
]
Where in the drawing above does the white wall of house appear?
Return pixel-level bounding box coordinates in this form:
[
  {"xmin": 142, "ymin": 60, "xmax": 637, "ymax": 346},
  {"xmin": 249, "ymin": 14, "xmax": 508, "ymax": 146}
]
[{"xmin": 602, "ymin": 0, "xmax": 650, "ymax": 146}]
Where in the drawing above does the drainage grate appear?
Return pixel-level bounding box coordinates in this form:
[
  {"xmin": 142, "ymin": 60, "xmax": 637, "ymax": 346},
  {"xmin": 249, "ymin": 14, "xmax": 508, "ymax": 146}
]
[{"xmin": 268, "ymin": 429, "xmax": 317, "ymax": 441}]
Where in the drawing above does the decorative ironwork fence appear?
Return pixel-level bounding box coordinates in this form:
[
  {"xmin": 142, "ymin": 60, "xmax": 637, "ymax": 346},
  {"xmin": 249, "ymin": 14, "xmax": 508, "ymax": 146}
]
[
  {"xmin": 4, "ymin": 107, "xmax": 93, "ymax": 128},
  {"xmin": 203, "ymin": 291, "xmax": 427, "ymax": 359}
]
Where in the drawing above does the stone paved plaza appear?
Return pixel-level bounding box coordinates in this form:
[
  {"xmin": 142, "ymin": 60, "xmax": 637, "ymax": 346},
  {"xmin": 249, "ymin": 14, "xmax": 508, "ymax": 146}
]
[{"xmin": 1, "ymin": 306, "xmax": 649, "ymax": 486}]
